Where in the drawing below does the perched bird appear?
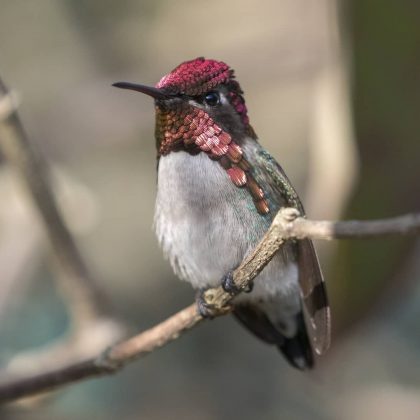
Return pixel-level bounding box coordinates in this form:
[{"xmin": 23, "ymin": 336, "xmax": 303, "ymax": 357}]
[{"xmin": 114, "ymin": 57, "xmax": 330, "ymax": 369}]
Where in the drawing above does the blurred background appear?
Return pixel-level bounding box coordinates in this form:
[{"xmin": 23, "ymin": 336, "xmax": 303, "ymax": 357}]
[{"xmin": 0, "ymin": 0, "xmax": 419, "ymax": 419}]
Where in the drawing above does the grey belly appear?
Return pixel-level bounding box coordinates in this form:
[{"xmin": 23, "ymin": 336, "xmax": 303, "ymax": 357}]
[{"xmin": 154, "ymin": 150, "xmax": 299, "ymax": 304}]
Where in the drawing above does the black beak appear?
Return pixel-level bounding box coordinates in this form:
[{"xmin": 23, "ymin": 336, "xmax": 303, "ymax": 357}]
[{"xmin": 112, "ymin": 82, "xmax": 172, "ymax": 100}]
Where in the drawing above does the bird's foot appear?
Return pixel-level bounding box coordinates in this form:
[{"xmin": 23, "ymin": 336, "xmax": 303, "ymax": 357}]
[
  {"xmin": 221, "ymin": 271, "xmax": 240, "ymax": 295},
  {"xmin": 222, "ymin": 271, "xmax": 254, "ymax": 295},
  {"xmin": 196, "ymin": 289, "xmax": 219, "ymax": 319}
]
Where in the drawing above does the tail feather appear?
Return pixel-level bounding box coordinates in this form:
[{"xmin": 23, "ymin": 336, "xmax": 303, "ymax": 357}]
[{"xmin": 233, "ymin": 305, "xmax": 313, "ymax": 370}]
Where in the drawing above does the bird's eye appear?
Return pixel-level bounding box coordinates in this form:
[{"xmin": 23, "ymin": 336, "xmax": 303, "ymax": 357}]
[{"xmin": 203, "ymin": 91, "xmax": 220, "ymax": 107}]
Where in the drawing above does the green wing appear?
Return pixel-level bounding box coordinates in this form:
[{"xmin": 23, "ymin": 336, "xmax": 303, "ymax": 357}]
[{"xmin": 256, "ymin": 149, "xmax": 331, "ymax": 355}]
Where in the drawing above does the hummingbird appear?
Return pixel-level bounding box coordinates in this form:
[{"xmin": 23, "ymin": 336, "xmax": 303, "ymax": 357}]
[{"xmin": 113, "ymin": 57, "xmax": 330, "ymax": 369}]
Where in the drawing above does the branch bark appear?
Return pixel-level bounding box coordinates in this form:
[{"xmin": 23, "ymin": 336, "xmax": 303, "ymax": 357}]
[
  {"xmin": 273, "ymin": 211, "xmax": 420, "ymax": 239},
  {"xmin": 1, "ymin": 208, "xmax": 420, "ymax": 404}
]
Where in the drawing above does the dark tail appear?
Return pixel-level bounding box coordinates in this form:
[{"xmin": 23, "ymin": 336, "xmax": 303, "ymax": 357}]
[{"xmin": 233, "ymin": 305, "xmax": 314, "ymax": 370}]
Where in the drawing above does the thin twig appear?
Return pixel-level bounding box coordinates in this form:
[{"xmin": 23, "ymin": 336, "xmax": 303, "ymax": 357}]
[
  {"xmin": 0, "ymin": 78, "xmax": 126, "ymax": 397},
  {"xmin": 1, "ymin": 208, "xmax": 420, "ymax": 403},
  {"xmin": 0, "ymin": 79, "xmax": 111, "ymax": 326},
  {"xmin": 0, "ymin": 305, "xmax": 201, "ymax": 403},
  {"xmin": 276, "ymin": 212, "xmax": 420, "ymax": 239}
]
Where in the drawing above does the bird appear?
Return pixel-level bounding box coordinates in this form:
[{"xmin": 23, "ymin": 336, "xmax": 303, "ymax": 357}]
[{"xmin": 113, "ymin": 57, "xmax": 330, "ymax": 369}]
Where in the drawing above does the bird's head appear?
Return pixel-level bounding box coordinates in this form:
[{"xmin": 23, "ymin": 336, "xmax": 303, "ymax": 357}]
[{"xmin": 113, "ymin": 57, "xmax": 255, "ymax": 156}]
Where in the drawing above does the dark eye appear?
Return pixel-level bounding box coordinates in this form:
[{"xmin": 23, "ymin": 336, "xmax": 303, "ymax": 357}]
[{"xmin": 203, "ymin": 91, "xmax": 220, "ymax": 107}]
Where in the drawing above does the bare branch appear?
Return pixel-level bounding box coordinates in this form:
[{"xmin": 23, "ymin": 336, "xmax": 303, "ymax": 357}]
[
  {"xmin": 1, "ymin": 208, "xmax": 420, "ymax": 404},
  {"xmin": 0, "ymin": 78, "xmax": 127, "ymax": 399},
  {"xmin": 0, "ymin": 304, "xmax": 201, "ymax": 402},
  {"xmin": 279, "ymin": 212, "xmax": 420, "ymax": 239},
  {"xmin": 0, "ymin": 79, "xmax": 112, "ymax": 326}
]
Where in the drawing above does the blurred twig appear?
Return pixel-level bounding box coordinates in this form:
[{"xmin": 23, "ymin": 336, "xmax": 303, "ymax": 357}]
[
  {"xmin": 0, "ymin": 79, "xmax": 108, "ymax": 325},
  {"xmin": 306, "ymin": 0, "xmax": 358, "ymax": 222},
  {"xmin": 0, "ymin": 78, "xmax": 126, "ymax": 386},
  {"xmin": 1, "ymin": 207, "xmax": 420, "ymax": 403},
  {"xmin": 0, "ymin": 186, "xmax": 42, "ymax": 321}
]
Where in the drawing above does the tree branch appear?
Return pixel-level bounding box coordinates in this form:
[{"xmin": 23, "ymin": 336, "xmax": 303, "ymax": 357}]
[
  {"xmin": 274, "ymin": 211, "xmax": 420, "ymax": 239},
  {"xmin": 1, "ymin": 208, "xmax": 420, "ymax": 404},
  {"xmin": 0, "ymin": 80, "xmax": 109, "ymax": 325},
  {"xmin": 0, "ymin": 78, "xmax": 127, "ymax": 397}
]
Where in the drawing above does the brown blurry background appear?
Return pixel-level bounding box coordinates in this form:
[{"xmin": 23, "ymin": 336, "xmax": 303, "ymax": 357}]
[{"xmin": 1, "ymin": 1, "xmax": 420, "ymax": 419}]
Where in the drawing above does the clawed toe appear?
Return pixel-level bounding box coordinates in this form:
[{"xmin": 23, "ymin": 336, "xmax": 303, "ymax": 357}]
[
  {"xmin": 196, "ymin": 290, "xmax": 218, "ymax": 319},
  {"xmin": 222, "ymin": 271, "xmax": 253, "ymax": 295},
  {"xmin": 221, "ymin": 271, "xmax": 241, "ymax": 295},
  {"xmin": 197, "ymin": 268, "xmax": 253, "ymax": 318},
  {"xmin": 244, "ymin": 280, "xmax": 254, "ymax": 293}
]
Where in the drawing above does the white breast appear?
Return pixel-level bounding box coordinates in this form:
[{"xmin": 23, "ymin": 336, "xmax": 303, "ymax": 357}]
[{"xmin": 154, "ymin": 147, "xmax": 299, "ymax": 304}]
